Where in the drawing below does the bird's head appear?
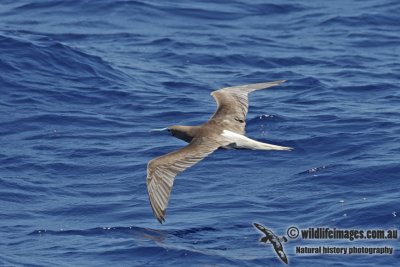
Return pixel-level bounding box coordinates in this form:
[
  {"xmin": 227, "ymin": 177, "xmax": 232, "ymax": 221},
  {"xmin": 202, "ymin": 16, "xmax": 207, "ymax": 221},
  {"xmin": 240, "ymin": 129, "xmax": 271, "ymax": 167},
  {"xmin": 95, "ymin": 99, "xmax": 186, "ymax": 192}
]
[
  {"xmin": 150, "ymin": 126, "xmax": 177, "ymax": 135},
  {"xmin": 151, "ymin": 125, "xmax": 197, "ymax": 143},
  {"xmin": 167, "ymin": 125, "xmax": 191, "ymax": 142},
  {"xmin": 167, "ymin": 125, "xmax": 185, "ymax": 137}
]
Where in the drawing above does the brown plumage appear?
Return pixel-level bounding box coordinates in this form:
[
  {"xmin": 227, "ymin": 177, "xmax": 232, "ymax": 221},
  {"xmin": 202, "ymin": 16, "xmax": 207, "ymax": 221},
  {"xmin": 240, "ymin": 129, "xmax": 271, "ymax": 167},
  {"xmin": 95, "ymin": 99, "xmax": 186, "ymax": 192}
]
[{"xmin": 147, "ymin": 80, "xmax": 291, "ymax": 223}]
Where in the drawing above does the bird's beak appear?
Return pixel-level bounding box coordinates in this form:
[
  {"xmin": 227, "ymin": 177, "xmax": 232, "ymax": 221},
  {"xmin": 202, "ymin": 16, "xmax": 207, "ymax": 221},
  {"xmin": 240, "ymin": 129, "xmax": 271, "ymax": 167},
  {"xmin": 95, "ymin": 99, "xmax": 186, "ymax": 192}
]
[{"xmin": 150, "ymin": 127, "xmax": 169, "ymax": 133}]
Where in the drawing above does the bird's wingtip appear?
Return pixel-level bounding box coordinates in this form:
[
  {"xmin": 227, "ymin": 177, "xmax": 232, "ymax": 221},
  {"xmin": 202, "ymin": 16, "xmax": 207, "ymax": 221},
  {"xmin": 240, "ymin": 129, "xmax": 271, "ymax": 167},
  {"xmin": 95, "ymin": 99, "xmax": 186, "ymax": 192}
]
[
  {"xmin": 157, "ymin": 217, "xmax": 165, "ymax": 224},
  {"xmin": 156, "ymin": 210, "xmax": 167, "ymax": 224},
  {"xmin": 253, "ymin": 222, "xmax": 264, "ymax": 230}
]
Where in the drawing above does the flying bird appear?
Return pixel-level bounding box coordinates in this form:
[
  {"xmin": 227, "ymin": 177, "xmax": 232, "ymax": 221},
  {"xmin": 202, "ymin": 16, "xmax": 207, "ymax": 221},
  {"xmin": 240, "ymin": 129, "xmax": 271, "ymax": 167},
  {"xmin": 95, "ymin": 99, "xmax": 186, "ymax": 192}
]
[
  {"xmin": 147, "ymin": 80, "xmax": 292, "ymax": 223},
  {"xmin": 253, "ymin": 222, "xmax": 288, "ymax": 264}
]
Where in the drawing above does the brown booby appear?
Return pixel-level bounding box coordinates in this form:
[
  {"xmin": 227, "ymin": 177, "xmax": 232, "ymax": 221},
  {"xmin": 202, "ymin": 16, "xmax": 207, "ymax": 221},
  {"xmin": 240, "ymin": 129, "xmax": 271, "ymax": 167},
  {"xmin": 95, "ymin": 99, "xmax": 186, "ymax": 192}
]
[{"xmin": 147, "ymin": 80, "xmax": 292, "ymax": 223}]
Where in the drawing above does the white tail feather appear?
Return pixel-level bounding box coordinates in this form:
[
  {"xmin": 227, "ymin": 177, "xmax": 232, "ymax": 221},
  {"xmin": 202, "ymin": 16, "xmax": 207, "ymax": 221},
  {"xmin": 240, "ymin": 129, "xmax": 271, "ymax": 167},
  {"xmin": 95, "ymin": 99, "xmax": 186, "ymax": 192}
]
[{"xmin": 221, "ymin": 130, "xmax": 292, "ymax": 151}]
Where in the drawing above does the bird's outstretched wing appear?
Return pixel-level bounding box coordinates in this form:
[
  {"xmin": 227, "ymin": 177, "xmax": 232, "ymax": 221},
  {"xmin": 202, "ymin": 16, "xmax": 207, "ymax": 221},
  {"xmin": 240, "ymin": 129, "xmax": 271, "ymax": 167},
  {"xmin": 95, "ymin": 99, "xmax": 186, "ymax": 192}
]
[
  {"xmin": 254, "ymin": 222, "xmax": 270, "ymax": 235},
  {"xmin": 147, "ymin": 138, "xmax": 220, "ymax": 223},
  {"xmin": 273, "ymin": 244, "xmax": 289, "ymax": 265},
  {"xmin": 210, "ymin": 80, "xmax": 286, "ymax": 134}
]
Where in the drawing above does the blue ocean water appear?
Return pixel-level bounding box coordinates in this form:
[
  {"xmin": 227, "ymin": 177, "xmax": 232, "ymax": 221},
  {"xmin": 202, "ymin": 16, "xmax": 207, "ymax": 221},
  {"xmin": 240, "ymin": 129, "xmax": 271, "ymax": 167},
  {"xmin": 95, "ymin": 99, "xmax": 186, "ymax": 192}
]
[{"xmin": 1, "ymin": 0, "xmax": 399, "ymax": 266}]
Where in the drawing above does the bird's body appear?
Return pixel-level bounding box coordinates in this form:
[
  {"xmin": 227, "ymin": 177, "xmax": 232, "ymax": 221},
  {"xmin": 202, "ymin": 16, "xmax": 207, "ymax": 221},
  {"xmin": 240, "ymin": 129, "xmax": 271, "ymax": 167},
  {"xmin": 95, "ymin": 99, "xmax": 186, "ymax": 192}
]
[
  {"xmin": 147, "ymin": 80, "xmax": 292, "ymax": 223},
  {"xmin": 254, "ymin": 223, "xmax": 289, "ymax": 264}
]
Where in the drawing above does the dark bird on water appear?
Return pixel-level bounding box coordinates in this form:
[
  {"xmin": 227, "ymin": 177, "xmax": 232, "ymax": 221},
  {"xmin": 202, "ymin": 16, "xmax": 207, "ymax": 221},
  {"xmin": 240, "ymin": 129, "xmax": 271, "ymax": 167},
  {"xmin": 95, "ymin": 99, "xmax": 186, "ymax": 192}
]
[
  {"xmin": 147, "ymin": 80, "xmax": 292, "ymax": 223},
  {"xmin": 253, "ymin": 222, "xmax": 289, "ymax": 264}
]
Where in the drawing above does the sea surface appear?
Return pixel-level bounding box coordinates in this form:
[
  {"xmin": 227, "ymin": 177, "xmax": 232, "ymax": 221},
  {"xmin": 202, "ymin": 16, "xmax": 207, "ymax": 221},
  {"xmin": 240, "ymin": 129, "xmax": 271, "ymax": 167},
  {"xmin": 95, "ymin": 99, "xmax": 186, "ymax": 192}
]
[{"xmin": 0, "ymin": 0, "xmax": 399, "ymax": 266}]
